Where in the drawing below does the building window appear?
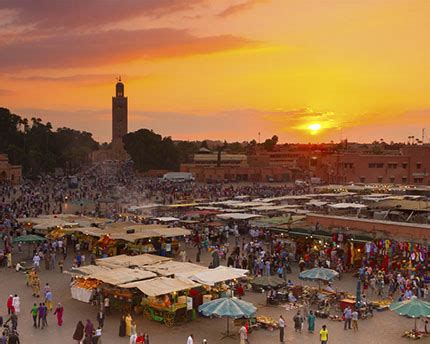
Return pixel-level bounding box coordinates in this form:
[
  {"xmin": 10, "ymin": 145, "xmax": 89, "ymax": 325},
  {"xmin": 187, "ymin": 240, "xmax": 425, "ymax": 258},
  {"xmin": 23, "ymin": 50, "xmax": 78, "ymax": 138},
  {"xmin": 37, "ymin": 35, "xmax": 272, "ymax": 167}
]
[
  {"xmin": 402, "ymin": 163, "xmax": 408, "ymax": 169},
  {"xmin": 416, "ymin": 163, "xmax": 422, "ymax": 169},
  {"xmin": 343, "ymin": 163, "xmax": 353, "ymax": 168},
  {"xmin": 388, "ymin": 163, "xmax": 397, "ymax": 169},
  {"xmin": 369, "ymin": 163, "xmax": 384, "ymax": 168},
  {"xmin": 377, "ymin": 177, "xmax": 383, "ymax": 183},
  {"xmin": 414, "ymin": 178, "xmax": 423, "ymax": 184},
  {"xmin": 360, "ymin": 177, "xmax": 365, "ymax": 183},
  {"xmin": 390, "ymin": 177, "xmax": 395, "ymax": 183},
  {"xmin": 402, "ymin": 177, "xmax": 407, "ymax": 183}
]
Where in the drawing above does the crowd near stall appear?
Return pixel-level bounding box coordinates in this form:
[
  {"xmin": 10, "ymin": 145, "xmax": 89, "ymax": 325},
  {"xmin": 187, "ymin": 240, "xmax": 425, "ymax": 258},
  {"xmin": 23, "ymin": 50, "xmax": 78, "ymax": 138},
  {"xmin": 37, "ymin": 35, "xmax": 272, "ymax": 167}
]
[{"xmin": 1, "ymin": 162, "xmax": 430, "ymax": 343}]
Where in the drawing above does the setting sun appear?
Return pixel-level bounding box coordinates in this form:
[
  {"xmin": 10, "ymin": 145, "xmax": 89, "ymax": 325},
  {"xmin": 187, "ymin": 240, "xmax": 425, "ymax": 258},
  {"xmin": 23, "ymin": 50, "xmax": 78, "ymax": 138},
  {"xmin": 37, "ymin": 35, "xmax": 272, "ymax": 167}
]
[{"xmin": 308, "ymin": 123, "xmax": 321, "ymax": 134}]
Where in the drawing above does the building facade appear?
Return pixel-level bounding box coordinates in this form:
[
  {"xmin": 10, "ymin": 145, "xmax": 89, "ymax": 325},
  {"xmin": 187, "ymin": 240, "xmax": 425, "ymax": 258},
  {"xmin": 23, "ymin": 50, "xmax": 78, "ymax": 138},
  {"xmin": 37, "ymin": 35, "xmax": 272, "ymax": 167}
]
[
  {"xmin": 314, "ymin": 145, "xmax": 430, "ymax": 185},
  {"xmin": 0, "ymin": 154, "xmax": 22, "ymax": 185}
]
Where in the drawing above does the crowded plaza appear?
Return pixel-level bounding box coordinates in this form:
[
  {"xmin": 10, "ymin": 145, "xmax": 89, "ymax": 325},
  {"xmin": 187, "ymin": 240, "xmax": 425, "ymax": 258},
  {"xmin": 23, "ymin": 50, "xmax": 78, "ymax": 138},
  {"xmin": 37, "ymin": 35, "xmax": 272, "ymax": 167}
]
[{"xmin": 0, "ymin": 161, "xmax": 429, "ymax": 344}]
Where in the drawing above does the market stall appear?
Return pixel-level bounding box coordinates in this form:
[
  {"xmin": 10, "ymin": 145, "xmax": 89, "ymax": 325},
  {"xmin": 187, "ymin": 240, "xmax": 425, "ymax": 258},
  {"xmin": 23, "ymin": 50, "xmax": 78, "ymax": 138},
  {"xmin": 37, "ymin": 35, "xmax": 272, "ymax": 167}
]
[{"xmin": 121, "ymin": 277, "xmax": 201, "ymax": 326}]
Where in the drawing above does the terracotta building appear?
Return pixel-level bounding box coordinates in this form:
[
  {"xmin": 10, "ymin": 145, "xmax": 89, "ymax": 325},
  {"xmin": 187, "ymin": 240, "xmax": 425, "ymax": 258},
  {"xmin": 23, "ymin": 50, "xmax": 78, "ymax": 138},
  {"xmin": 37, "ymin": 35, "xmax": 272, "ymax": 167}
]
[
  {"xmin": 180, "ymin": 144, "xmax": 429, "ymax": 185},
  {"xmin": 180, "ymin": 148, "xmax": 292, "ymax": 182},
  {"xmin": 314, "ymin": 145, "xmax": 430, "ymax": 185},
  {"xmin": 0, "ymin": 154, "xmax": 22, "ymax": 185}
]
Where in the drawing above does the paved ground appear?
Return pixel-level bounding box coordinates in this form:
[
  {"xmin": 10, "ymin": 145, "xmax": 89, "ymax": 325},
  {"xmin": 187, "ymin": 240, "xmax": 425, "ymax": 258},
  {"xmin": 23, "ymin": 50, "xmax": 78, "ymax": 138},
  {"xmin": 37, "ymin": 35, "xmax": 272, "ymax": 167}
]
[{"xmin": 0, "ymin": 242, "xmax": 424, "ymax": 344}]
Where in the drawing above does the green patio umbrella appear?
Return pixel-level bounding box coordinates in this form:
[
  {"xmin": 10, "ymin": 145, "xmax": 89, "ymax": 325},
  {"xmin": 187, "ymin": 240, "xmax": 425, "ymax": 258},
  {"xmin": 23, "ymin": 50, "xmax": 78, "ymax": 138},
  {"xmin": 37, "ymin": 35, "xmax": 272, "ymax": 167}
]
[
  {"xmin": 390, "ymin": 297, "xmax": 430, "ymax": 332},
  {"xmin": 252, "ymin": 275, "xmax": 286, "ymax": 288},
  {"xmin": 13, "ymin": 235, "xmax": 46, "ymax": 257},
  {"xmin": 12, "ymin": 234, "xmax": 46, "ymax": 244},
  {"xmin": 299, "ymin": 267, "xmax": 339, "ymax": 289},
  {"xmin": 198, "ymin": 297, "xmax": 256, "ymax": 339}
]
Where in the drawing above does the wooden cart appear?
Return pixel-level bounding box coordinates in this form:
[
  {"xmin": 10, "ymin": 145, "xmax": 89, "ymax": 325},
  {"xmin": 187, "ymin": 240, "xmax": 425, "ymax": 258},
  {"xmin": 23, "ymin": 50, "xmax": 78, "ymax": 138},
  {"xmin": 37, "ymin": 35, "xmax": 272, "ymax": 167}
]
[{"xmin": 142, "ymin": 300, "xmax": 187, "ymax": 327}]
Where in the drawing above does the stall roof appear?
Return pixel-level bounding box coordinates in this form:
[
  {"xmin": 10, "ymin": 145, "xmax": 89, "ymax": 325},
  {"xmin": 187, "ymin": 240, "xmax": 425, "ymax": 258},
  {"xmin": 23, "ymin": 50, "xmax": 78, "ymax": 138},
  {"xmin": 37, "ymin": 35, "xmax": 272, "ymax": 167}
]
[
  {"xmin": 67, "ymin": 265, "xmax": 111, "ymax": 276},
  {"xmin": 217, "ymin": 213, "xmax": 261, "ymax": 220},
  {"xmin": 251, "ymin": 205, "xmax": 298, "ymax": 211},
  {"xmin": 128, "ymin": 204, "xmax": 162, "ymax": 211},
  {"xmin": 120, "ymin": 277, "xmax": 200, "ymax": 296},
  {"xmin": 96, "ymin": 254, "xmax": 171, "ymax": 268},
  {"xmin": 329, "ymin": 203, "xmax": 367, "ymax": 209},
  {"xmin": 190, "ymin": 266, "xmax": 248, "ymax": 286},
  {"xmin": 166, "ymin": 203, "xmax": 200, "ymax": 208},
  {"xmin": 152, "ymin": 217, "xmax": 180, "ymax": 222},
  {"xmin": 368, "ymin": 199, "xmax": 430, "ymax": 212},
  {"xmin": 306, "ymin": 200, "xmax": 328, "ymax": 207},
  {"xmin": 62, "ymin": 227, "xmax": 106, "ymax": 237},
  {"xmin": 87, "ymin": 267, "xmax": 156, "ymax": 286},
  {"xmin": 108, "ymin": 226, "xmax": 191, "ymax": 241},
  {"xmin": 144, "ymin": 261, "xmax": 208, "ymax": 278}
]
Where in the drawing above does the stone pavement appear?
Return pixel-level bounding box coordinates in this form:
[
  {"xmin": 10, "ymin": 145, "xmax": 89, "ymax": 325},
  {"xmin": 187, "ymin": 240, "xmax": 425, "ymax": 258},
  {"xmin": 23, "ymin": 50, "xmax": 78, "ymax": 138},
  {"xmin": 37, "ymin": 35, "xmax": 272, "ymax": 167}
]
[{"xmin": 0, "ymin": 245, "xmax": 422, "ymax": 344}]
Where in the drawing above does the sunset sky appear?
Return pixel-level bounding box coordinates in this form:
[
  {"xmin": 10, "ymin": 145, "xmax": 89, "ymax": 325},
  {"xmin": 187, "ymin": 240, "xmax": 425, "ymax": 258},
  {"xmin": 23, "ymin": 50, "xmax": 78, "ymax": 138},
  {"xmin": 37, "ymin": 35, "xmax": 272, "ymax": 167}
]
[{"xmin": 1, "ymin": 0, "xmax": 429, "ymax": 143}]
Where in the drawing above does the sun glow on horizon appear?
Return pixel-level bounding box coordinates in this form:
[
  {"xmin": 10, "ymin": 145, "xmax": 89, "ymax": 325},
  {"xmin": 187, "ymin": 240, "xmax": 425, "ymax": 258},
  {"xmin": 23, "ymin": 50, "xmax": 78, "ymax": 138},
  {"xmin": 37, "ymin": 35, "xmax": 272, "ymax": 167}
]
[{"xmin": 308, "ymin": 123, "xmax": 321, "ymax": 134}]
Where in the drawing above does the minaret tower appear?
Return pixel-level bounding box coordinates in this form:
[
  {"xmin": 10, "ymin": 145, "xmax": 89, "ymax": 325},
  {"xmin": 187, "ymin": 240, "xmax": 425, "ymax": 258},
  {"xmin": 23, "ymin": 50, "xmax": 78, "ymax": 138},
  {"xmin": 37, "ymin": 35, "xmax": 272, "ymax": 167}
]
[{"xmin": 112, "ymin": 76, "xmax": 128, "ymax": 157}]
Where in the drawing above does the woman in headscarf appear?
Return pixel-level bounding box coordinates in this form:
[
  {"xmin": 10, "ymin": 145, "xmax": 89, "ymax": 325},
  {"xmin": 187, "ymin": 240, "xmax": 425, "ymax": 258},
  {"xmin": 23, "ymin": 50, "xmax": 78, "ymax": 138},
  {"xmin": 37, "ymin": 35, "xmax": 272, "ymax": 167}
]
[
  {"xmin": 53, "ymin": 303, "xmax": 64, "ymax": 326},
  {"xmin": 85, "ymin": 319, "xmax": 94, "ymax": 343},
  {"xmin": 73, "ymin": 321, "xmax": 84, "ymax": 343},
  {"xmin": 239, "ymin": 325, "xmax": 248, "ymax": 344},
  {"xmin": 125, "ymin": 314, "xmax": 133, "ymax": 336},
  {"xmin": 7, "ymin": 295, "xmax": 13, "ymax": 314},
  {"xmin": 119, "ymin": 315, "xmax": 126, "ymax": 337}
]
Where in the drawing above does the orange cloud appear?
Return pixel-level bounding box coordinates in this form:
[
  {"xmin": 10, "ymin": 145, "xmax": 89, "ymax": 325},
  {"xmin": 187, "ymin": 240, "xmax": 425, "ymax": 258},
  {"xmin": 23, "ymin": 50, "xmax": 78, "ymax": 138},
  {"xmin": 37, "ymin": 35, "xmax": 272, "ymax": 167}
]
[
  {"xmin": 0, "ymin": 29, "xmax": 253, "ymax": 70},
  {"xmin": 0, "ymin": 0, "xmax": 204, "ymax": 29},
  {"xmin": 218, "ymin": 0, "xmax": 268, "ymax": 18}
]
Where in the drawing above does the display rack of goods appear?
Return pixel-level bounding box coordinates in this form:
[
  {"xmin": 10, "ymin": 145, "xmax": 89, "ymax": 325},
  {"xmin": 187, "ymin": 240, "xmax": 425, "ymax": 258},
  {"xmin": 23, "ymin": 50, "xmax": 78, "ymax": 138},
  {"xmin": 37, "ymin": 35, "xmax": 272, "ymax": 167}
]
[
  {"xmin": 256, "ymin": 316, "xmax": 279, "ymax": 330},
  {"xmin": 371, "ymin": 298, "xmax": 392, "ymax": 311},
  {"xmin": 402, "ymin": 331, "xmax": 423, "ymax": 340},
  {"xmin": 72, "ymin": 278, "xmax": 101, "ymax": 289}
]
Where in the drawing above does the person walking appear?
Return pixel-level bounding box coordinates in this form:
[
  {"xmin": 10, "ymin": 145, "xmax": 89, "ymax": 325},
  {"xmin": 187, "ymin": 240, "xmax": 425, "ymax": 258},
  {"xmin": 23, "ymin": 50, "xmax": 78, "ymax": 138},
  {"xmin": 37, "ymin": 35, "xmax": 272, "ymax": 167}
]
[
  {"xmin": 42, "ymin": 303, "xmax": 48, "ymax": 328},
  {"xmin": 308, "ymin": 310, "xmax": 316, "ymax": 333},
  {"xmin": 279, "ymin": 315, "xmax": 285, "ymax": 343},
  {"xmin": 12, "ymin": 295, "xmax": 20, "ymax": 314},
  {"xmin": 73, "ymin": 321, "xmax": 84, "ymax": 343},
  {"xmin": 343, "ymin": 306, "xmax": 352, "ymax": 330},
  {"xmin": 45, "ymin": 290, "xmax": 53, "ymax": 312},
  {"xmin": 30, "ymin": 303, "xmax": 38, "ymax": 328},
  {"xmin": 103, "ymin": 296, "xmax": 110, "ymax": 315},
  {"xmin": 119, "ymin": 315, "xmax": 126, "ymax": 337},
  {"xmin": 319, "ymin": 324, "xmax": 329, "ymax": 344},
  {"xmin": 85, "ymin": 319, "xmax": 94, "ymax": 343},
  {"xmin": 239, "ymin": 325, "xmax": 247, "ymax": 344},
  {"xmin": 37, "ymin": 303, "xmax": 44, "ymax": 328},
  {"xmin": 5, "ymin": 311, "xmax": 18, "ymax": 332},
  {"xmin": 187, "ymin": 334, "xmax": 194, "ymax": 344},
  {"xmin": 125, "ymin": 313, "xmax": 132, "ymax": 336},
  {"xmin": 293, "ymin": 311, "xmax": 304, "ymax": 333},
  {"xmin": 96, "ymin": 310, "xmax": 105, "ymax": 329},
  {"xmin": 130, "ymin": 320, "xmax": 137, "ymax": 344},
  {"xmin": 351, "ymin": 309, "xmax": 359, "ymax": 331},
  {"xmin": 53, "ymin": 303, "xmax": 64, "ymax": 326},
  {"xmin": 7, "ymin": 295, "xmax": 13, "ymax": 315},
  {"xmin": 7, "ymin": 331, "xmax": 19, "ymax": 344}
]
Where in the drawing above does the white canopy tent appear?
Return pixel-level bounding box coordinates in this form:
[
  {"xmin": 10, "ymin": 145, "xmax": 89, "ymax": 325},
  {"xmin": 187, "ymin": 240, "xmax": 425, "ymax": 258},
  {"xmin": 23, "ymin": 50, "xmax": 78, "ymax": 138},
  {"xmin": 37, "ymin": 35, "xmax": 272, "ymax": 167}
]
[
  {"xmin": 190, "ymin": 266, "xmax": 248, "ymax": 286},
  {"xmin": 217, "ymin": 213, "xmax": 261, "ymax": 220},
  {"xmin": 96, "ymin": 254, "xmax": 171, "ymax": 269},
  {"xmin": 120, "ymin": 277, "xmax": 200, "ymax": 296}
]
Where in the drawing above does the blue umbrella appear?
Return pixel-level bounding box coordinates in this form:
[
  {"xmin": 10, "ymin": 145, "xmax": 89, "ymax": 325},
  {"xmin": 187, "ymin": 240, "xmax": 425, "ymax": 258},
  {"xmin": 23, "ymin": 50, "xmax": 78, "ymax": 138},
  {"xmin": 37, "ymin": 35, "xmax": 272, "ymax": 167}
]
[{"xmin": 199, "ymin": 297, "xmax": 256, "ymax": 338}]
